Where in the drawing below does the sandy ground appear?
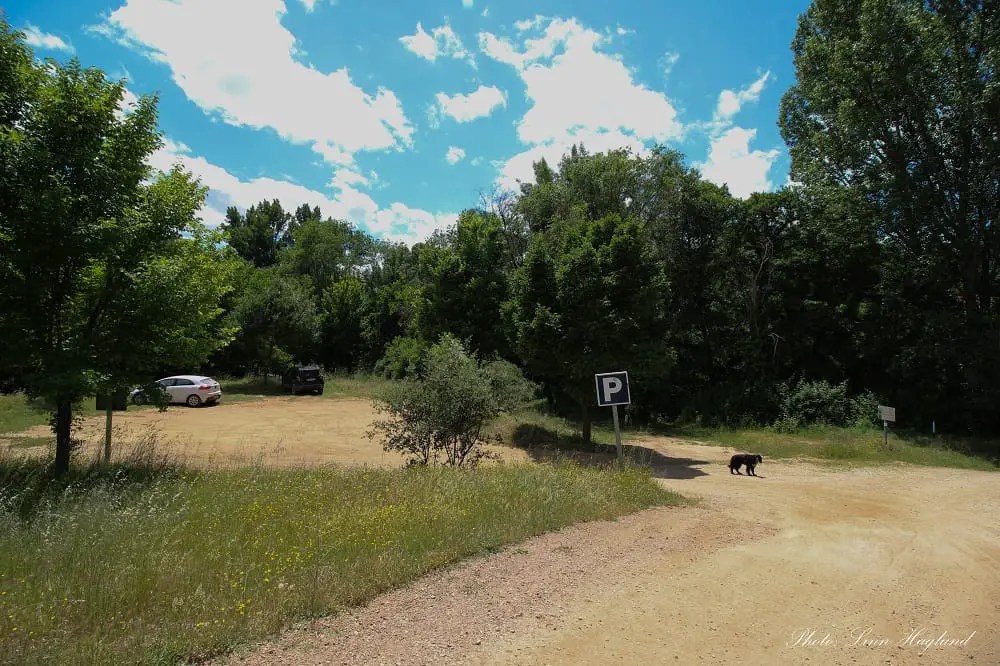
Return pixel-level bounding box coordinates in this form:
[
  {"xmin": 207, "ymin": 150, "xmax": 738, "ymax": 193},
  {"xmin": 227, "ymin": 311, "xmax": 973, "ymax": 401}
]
[
  {"xmin": 216, "ymin": 440, "xmax": 1000, "ymax": 666},
  {"xmin": 5, "ymin": 398, "xmax": 999, "ymax": 664},
  {"xmin": 3, "ymin": 396, "xmax": 531, "ymax": 468}
]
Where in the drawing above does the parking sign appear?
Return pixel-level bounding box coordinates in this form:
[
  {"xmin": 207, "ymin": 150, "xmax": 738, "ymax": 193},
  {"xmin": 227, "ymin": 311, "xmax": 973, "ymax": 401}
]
[{"xmin": 595, "ymin": 371, "xmax": 630, "ymax": 407}]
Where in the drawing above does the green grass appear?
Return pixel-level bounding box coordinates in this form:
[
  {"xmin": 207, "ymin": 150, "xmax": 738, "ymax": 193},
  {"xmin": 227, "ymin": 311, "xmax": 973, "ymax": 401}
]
[
  {"xmin": 0, "ymin": 447, "xmax": 680, "ymax": 665},
  {"xmin": 0, "ymin": 394, "xmax": 113, "ymax": 436},
  {"xmin": 490, "ymin": 401, "xmax": 623, "ymax": 452},
  {"xmin": 643, "ymin": 422, "xmax": 999, "ymax": 471}
]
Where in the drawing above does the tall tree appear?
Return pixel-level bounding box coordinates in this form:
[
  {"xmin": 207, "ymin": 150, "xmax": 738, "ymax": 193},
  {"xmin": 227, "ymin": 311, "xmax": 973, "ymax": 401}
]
[
  {"xmin": 220, "ymin": 199, "xmax": 293, "ymax": 268},
  {"xmin": 225, "ymin": 270, "xmax": 320, "ymax": 379},
  {"xmin": 281, "ymin": 216, "xmax": 375, "ymax": 294},
  {"xmin": 779, "ymin": 0, "xmax": 1000, "ymax": 431},
  {"xmin": 0, "ymin": 23, "xmax": 236, "ymax": 471},
  {"xmin": 506, "ymin": 210, "xmax": 671, "ymax": 442},
  {"xmin": 418, "ymin": 210, "xmax": 511, "ymax": 360},
  {"xmin": 319, "ymin": 276, "xmax": 366, "ymax": 372}
]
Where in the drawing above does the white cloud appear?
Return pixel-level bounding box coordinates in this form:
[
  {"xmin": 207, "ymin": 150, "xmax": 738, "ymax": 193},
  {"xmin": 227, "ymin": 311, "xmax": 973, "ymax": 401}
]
[
  {"xmin": 695, "ymin": 127, "xmax": 781, "ymax": 199},
  {"xmin": 462, "ymin": 0, "xmax": 473, "ymax": 7},
  {"xmin": 480, "ymin": 17, "xmax": 684, "ymax": 189},
  {"xmin": 434, "ymin": 85, "xmax": 506, "ymax": 123},
  {"xmin": 692, "ymin": 70, "xmax": 782, "ymax": 198},
  {"xmin": 496, "ymin": 129, "xmax": 647, "ymax": 191},
  {"xmin": 148, "ymin": 137, "xmax": 456, "ymax": 245},
  {"xmin": 97, "ymin": 0, "xmax": 413, "ymax": 167},
  {"xmin": 661, "ymin": 51, "xmax": 679, "ymax": 78},
  {"xmin": 400, "ymin": 22, "xmax": 474, "ymax": 67},
  {"xmin": 114, "ymin": 88, "xmax": 141, "ymax": 120},
  {"xmin": 21, "ymin": 24, "xmax": 74, "ymax": 53},
  {"xmin": 445, "ymin": 146, "xmax": 466, "ymax": 165},
  {"xmin": 714, "ymin": 71, "xmax": 770, "ymax": 123}
]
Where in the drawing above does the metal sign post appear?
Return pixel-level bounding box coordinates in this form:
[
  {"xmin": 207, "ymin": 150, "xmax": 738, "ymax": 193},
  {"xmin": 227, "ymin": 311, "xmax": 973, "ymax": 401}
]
[
  {"xmin": 878, "ymin": 405, "xmax": 896, "ymax": 448},
  {"xmin": 96, "ymin": 391, "xmax": 128, "ymax": 464},
  {"xmin": 595, "ymin": 371, "xmax": 630, "ymax": 460}
]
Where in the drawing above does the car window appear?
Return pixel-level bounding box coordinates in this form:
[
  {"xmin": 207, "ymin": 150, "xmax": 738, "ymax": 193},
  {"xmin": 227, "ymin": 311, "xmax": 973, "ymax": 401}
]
[
  {"xmin": 158, "ymin": 379, "xmax": 175, "ymax": 387},
  {"xmin": 175, "ymin": 378, "xmax": 194, "ymax": 386}
]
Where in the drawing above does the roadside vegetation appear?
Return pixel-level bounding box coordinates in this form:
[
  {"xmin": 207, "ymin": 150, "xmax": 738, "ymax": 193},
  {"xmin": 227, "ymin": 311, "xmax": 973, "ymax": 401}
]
[
  {"xmin": 651, "ymin": 424, "xmax": 1000, "ymax": 472},
  {"xmin": 0, "ymin": 442, "xmax": 678, "ymax": 666}
]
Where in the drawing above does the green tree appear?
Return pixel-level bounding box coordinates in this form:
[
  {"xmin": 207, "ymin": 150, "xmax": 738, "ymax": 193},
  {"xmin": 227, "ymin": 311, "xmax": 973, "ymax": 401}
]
[
  {"xmin": 360, "ymin": 280, "xmax": 423, "ymax": 369},
  {"xmin": 418, "ymin": 210, "xmax": 510, "ymax": 359},
  {"xmin": 634, "ymin": 148, "xmax": 738, "ymax": 420},
  {"xmin": 319, "ymin": 275, "xmax": 366, "ymax": 371},
  {"xmin": 219, "ymin": 199, "xmax": 293, "ymax": 268},
  {"xmin": 0, "ymin": 23, "xmax": 236, "ymax": 472},
  {"xmin": 281, "ymin": 216, "xmax": 375, "ymax": 294},
  {"xmin": 225, "ymin": 270, "xmax": 320, "ymax": 380},
  {"xmin": 779, "ymin": 0, "xmax": 1000, "ymax": 432},
  {"xmin": 506, "ymin": 210, "xmax": 672, "ymax": 442}
]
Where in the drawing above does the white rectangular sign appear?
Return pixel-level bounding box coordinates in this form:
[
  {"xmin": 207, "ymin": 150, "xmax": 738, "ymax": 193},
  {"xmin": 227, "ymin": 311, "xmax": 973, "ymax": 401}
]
[{"xmin": 878, "ymin": 405, "xmax": 895, "ymax": 423}]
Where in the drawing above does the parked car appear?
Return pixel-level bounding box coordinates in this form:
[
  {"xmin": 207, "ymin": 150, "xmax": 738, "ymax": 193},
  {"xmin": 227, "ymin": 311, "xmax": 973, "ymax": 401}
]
[
  {"xmin": 281, "ymin": 365, "xmax": 325, "ymax": 395},
  {"xmin": 130, "ymin": 375, "xmax": 222, "ymax": 407}
]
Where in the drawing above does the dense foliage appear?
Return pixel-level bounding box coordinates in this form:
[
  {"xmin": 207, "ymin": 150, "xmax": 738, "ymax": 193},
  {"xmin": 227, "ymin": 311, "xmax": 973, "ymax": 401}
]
[{"xmin": 3, "ymin": 0, "xmax": 999, "ymax": 443}]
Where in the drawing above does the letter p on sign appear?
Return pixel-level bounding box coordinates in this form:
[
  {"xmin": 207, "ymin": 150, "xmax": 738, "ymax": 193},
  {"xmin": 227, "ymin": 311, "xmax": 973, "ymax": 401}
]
[
  {"xmin": 595, "ymin": 371, "xmax": 630, "ymax": 407},
  {"xmin": 602, "ymin": 377, "xmax": 622, "ymax": 403}
]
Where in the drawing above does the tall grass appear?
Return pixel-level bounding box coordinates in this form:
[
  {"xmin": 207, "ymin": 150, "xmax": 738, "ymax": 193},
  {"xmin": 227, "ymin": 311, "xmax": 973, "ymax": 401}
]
[
  {"xmin": 651, "ymin": 422, "xmax": 999, "ymax": 471},
  {"xmin": 0, "ymin": 449, "xmax": 679, "ymax": 665}
]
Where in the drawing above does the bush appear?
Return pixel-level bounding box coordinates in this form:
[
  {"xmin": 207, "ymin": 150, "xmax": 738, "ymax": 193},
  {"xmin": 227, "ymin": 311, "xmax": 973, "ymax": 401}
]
[
  {"xmin": 368, "ymin": 334, "xmax": 538, "ymax": 467},
  {"xmin": 374, "ymin": 336, "xmax": 428, "ymax": 380},
  {"xmin": 776, "ymin": 379, "xmax": 878, "ymax": 429}
]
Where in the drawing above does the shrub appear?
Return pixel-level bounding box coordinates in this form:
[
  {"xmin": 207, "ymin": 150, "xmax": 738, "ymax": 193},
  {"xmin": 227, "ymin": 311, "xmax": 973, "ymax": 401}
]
[
  {"xmin": 374, "ymin": 336, "xmax": 428, "ymax": 380},
  {"xmin": 368, "ymin": 334, "xmax": 538, "ymax": 467},
  {"xmin": 776, "ymin": 379, "xmax": 876, "ymax": 429},
  {"xmin": 850, "ymin": 390, "xmax": 880, "ymax": 427}
]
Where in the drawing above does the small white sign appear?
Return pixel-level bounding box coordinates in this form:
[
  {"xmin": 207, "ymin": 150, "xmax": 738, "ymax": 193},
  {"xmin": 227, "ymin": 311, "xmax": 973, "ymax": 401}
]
[{"xmin": 878, "ymin": 405, "xmax": 896, "ymax": 423}]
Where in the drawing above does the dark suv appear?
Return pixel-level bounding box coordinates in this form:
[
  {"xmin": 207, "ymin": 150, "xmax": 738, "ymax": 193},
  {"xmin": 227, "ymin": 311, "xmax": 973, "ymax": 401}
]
[{"xmin": 281, "ymin": 365, "xmax": 325, "ymax": 395}]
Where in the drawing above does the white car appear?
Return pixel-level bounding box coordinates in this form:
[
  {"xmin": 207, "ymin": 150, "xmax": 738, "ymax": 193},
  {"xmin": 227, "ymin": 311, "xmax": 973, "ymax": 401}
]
[{"xmin": 131, "ymin": 375, "xmax": 222, "ymax": 407}]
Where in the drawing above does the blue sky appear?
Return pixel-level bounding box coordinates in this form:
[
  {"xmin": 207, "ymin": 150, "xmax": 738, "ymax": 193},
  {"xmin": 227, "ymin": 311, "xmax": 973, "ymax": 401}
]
[{"xmin": 7, "ymin": 0, "xmax": 811, "ymax": 244}]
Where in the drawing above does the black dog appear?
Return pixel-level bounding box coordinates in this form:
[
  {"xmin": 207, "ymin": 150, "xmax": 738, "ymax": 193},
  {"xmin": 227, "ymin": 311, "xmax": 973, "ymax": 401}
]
[{"xmin": 729, "ymin": 453, "xmax": 763, "ymax": 476}]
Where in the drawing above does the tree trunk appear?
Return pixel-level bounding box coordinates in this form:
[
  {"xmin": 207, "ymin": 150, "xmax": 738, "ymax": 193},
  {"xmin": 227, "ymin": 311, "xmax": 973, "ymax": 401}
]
[
  {"xmin": 54, "ymin": 400, "xmax": 73, "ymax": 475},
  {"xmin": 581, "ymin": 402, "xmax": 592, "ymax": 444}
]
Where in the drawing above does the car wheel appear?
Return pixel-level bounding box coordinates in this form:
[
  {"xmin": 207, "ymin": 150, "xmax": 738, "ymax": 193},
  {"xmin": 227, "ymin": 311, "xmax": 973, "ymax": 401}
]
[
  {"xmin": 186, "ymin": 394, "xmax": 202, "ymax": 407},
  {"xmin": 132, "ymin": 394, "xmax": 146, "ymax": 405}
]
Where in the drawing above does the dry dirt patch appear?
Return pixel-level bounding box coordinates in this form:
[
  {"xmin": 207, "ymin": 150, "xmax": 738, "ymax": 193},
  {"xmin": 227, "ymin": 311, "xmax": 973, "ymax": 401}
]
[{"xmin": 10, "ymin": 397, "xmax": 531, "ymax": 468}]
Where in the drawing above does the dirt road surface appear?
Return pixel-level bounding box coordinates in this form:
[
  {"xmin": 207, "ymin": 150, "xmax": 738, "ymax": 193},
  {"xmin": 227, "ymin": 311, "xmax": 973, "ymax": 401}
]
[{"xmin": 220, "ymin": 440, "xmax": 1000, "ymax": 666}]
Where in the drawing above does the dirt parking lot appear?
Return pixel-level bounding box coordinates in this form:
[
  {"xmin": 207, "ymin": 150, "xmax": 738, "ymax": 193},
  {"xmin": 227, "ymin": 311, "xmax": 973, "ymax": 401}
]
[{"xmin": 9, "ymin": 396, "xmax": 530, "ymax": 468}]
